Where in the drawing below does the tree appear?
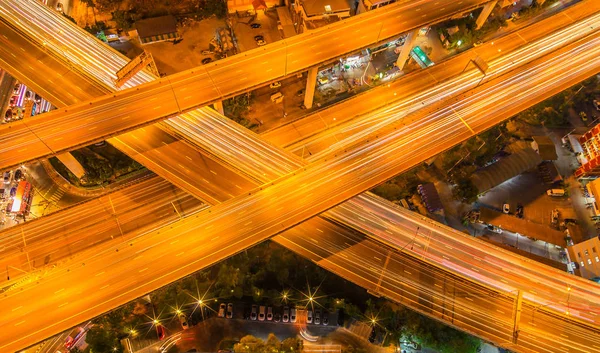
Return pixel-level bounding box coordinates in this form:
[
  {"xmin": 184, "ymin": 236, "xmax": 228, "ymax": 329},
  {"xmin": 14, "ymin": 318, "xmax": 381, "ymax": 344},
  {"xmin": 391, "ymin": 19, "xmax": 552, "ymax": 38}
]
[
  {"xmin": 452, "ymin": 178, "xmax": 479, "ymax": 203},
  {"xmin": 86, "ymin": 326, "xmax": 122, "ymax": 353},
  {"xmin": 233, "ymin": 335, "xmax": 265, "ymax": 353},
  {"xmin": 281, "ymin": 337, "xmax": 302, "ymax": 352},
  {"xmin": 265, "ymin": 333, "xmax": 280, "ymax": 352}
]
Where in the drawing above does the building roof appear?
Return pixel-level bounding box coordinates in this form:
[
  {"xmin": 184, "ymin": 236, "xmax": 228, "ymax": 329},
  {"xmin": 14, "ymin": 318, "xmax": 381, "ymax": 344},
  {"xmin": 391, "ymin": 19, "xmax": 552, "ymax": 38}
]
[
  {"xmin": 568, "ymin": 236, "xmax": 600, "ymax": 280},
  {"xmin": 471, "ymin": 145, "xmax": 542, "ymax": 193},
  {"xmin": 531, "ymin": 135, "xmax": 558, "ymax": 160},
  {"xmin": 300, "ymin": 0, "xmax": 351, "ymax": 16},
  {"xmin": 135, "ymin": 15, "xmax": 178, "ymax": 39},
  {"xmin": 417, "ymin": 183, "xmax": 443, "ymax": 213}
]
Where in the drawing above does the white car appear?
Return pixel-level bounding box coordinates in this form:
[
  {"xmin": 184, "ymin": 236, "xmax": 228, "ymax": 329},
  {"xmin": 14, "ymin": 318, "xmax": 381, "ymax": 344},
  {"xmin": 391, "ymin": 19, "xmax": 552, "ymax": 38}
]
[
  {"xmin": 502, "ymin": 203, "xmax": 510, "ymax": 214},
  {"xmin": 270, "ymin": 82, "xmax": 281, "ymax": 89},
  {"xmin": 315, "ymin": 310, "xmax": 321, "ymax": 325},
  {"xmin": 290, "ymin": 308, "xmax": 297, "ymax": 323},
  {"xmin": 282, "ymin": 306, "xmax": 289, "ymax": 323},
  {"xmin": 307, "ymin": 310, "xmax": 313, "ymax": 324}
]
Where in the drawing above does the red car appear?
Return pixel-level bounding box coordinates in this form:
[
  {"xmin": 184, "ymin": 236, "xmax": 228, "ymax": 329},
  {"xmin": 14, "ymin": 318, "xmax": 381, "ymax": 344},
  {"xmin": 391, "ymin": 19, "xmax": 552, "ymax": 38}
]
[{"xmin": 156, "ymin": 324, "xmax": 166, "ymax": 340}]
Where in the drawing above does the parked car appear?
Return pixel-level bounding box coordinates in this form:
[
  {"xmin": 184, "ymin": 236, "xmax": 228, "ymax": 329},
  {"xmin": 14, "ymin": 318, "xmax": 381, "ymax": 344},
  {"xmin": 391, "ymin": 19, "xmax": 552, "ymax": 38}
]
[
  {"xmin": 202, "ymin": 58, "xmax": 212, "ymax": 65},
  {"xmin": 226, "ymin": 303, "xmax": 233, "ymax": 319},
  {"xmin": 473, "ymin": 40, "xmax": 483, "ymax": 47},
  {"xmin": 307, "ymin": 310, "xmax": 313, "ymax": 324},
  {"xmin": 13, "ymin": 169, "xmax": 23, "ymax": 182},
  {"xmin": 315, "ymin": 310, "xmax": 321, "ymax": 325},
  {"xmin": 502, "ymin": 203, "xmax": 510, "ymax": 214},
  {"xmin": 4, "ymin": 171, "xmax": 12, "ymax": 184},
  {"xmin": 282, "ymin": 306, "xmax": 290, "ymax": 322},
  {"xmin": 179, "ymin": 313, "xmax": 189, "ymax": 330},
  {"xmin": 547, "ymin": 189, "xmax": 565, "ymax": 197},
  {"xmin": 218, "ymin": 303, "xmax": 226, "ymax": 318},
  {"xmin": 13, "ymin": 84, "xmax": 20, "ymax": 95},
  {"xmin": 296, "ymin": 89, "xmax": 305, "ymax": 97},
  {"xmin": 250, "ymin": 23, "xmax": 261, "ymax": 28},
  {"xmin": 256, "ymin": 39, "xmax": 267, "ymax": 46},
  {"xmin": 270, "ymin": 81, "xmax": 281, "ymax": 89},
  {"xmin": 56, "ymin": 2, "xmax": 63, "ymax": 12},
  {"xmin": 322, "ymin": 311, "xmax": 329, "ymax": 326},
  {"xmin": 201, "ymin": 50, "xmax": 214, "ymax": 55},
  {"xmin": 267, "ymin": 307, "xmax": 273, "ymax": 321},
  {"xmin": 593, "ymin": 99, "xmax": 600, "ymax": 111},
  {"xmin": 259, "ymin": 305, "xmax": 266, "ymax": 321},
  {"xmin": 516, "ymin": 204, "xmax": 524, "ymax": 218},
  {"xmin": 254, "ymin": 35, "xmax": 264, "ymax": 41},
  {"xmin": 290, "ymin": 308, "xmax": 297, "ymax": 323},
  {"xmin": 274, "ymin": 313, "xmax": 281, "ymax": 322},
  {"xmin": 487, "ymin": 224, "xmax": 503, "ymax": 234},
  {"xmin": 156, "ymin": 325, "xmax": 166, "ymax": 340},
  {"xmin": 251, "ymin": 304, "xmax": 258, "ymax": 320}
]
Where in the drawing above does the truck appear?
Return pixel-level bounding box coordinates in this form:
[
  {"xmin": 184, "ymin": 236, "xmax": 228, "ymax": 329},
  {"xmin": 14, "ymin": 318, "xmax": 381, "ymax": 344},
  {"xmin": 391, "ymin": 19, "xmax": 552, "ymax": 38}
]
[{"xmin": 547, "ymin": 189, "xmax": 565, "ymax": 197}]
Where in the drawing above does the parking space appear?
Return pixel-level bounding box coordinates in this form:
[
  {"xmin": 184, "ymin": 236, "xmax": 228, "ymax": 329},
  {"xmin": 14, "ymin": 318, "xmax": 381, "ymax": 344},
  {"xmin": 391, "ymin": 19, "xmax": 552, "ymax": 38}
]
[{"xmin": 232, "ymin": 9, "xmax": 281, "ymax": 53}]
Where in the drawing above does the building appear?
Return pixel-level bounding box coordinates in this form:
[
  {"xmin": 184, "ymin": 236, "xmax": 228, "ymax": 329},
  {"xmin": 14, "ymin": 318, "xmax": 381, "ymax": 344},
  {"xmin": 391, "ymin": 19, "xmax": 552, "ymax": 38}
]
[
  {"xmin": 227, "ymin": 0, "xmax": 277, "ymax": 14},
  {"xmin": 135, "ymin": 16, "xmax": 180, "ymax": 45},
  {"xmin": 356, "ymin": 0, "xmax": 397, "ymax": 14},
  {"xmin": 567, "ymin": 236, "xmax": 600, "ymax": 280},
  {"xmin": 575, "ymin": 123, "xmax": 600, "ymax": 178},
  {"xmin": 531, "ymin": 135, "xmax": 558, "ymax": 161},
  {"xmin": 417, "ymin": 183, "xmax": 443, "ymax": 213},
  {"xmin": 290, "ymin": 0, "xmax": 352, "ymax": 33},
  {"xmin": 471, "ymin": 144, "xmax": 542, "ymax": 194}
]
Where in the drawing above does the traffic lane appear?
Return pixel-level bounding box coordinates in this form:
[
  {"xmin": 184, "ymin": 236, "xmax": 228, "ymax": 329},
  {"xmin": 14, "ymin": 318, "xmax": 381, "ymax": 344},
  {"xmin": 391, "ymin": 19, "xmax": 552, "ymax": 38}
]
[
  {"xmin": 2, "ymin": 28, "xmax": 600, "ymax": 352},
  {"xmin": 0, "ymin": 178, "xmax": 203, "ymax": 280},
  {"xmin": 344, "ymin": 193, "xmax": 600, "ymax": 313},
  {"xmin": 273, "ymin": 221, "xmax": 515, "ymax": 346},
  {"xmin": 270, "ymin": 1, "xmax": 600, "ymax": 155},
  {"xmin": 0, "ymin": 21, "xmax": 107, "ymax": 107},
  {"xmin": 108, "ymin": 125, "xmax": 257, "ymax": 205},
  {"xmin": 162, "ymin": 109, "xmax": 304, "ymax": 183}
]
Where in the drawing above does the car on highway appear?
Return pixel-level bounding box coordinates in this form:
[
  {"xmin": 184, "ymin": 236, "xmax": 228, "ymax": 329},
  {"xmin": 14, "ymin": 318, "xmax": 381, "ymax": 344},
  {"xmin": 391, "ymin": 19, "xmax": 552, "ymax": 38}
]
[
  {"xmin": 315, "ymin": 309, "xmax": 321, "ymax": 325},
  {"xmin": 502, "ymin": 203, "xmax": 510, "ymax": 214},
  {"xmin": 266, "ymin": 306, "xmax": 273, "ymax": 321},
  {"xmin": 218, "ymin": 303, "xmax": 226, "ymax": 318},
  {"xmin": 473, "ymin": 40, "xmax": 483, "ymax": 47},
  {"xmin": 270, "ymin": 81, "xmax": 281, "ymax": 89},
  {"xmin": 250, "ymin": 304, "xmax": 258, "ymax": 320},
  {"xmin": 179, "ymin": 313, "xmax": 189, "ymax": 330},
  {"xmin": 258, "ymin": 305, "xmax": 266, "ymax": 321},
  {"xmin": 322, "ymin": 311, "xmax": 329, "ymax": 326},
  {"xmin": 282, "ymin": 306, "xmax": 289, "ymax": 322},
  {"xmin": 307, "ymin": 310, "xmax": 313, "ymax": 324},
  {"xmin": 226, "ymin": 303, "xmax": 233, "ymax": 318},
  {"xmin": 290, "ymin": 308, "xmax": 297, "ymax": 323},
  {"xmin": 202, "ymin": 58, "xmax": 212, "ymax": 65},
  {"xmin": 250, "ymin": 23, "xmax": 261, "ymax": 28}
]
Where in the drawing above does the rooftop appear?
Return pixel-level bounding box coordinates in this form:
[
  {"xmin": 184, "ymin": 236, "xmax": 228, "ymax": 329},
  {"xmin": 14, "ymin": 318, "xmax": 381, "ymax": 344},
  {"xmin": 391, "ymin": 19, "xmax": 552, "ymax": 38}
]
[
  {"xmin": 300, "ymin": 0, "xmax": 351, "ymax": 16},
  {"xmin": 135, "ymin": 15, "xmax": 178, "ymax": 39},
  {"xmin": 531, "ymin": 135, "xmax": 558, "ymax": 160}
]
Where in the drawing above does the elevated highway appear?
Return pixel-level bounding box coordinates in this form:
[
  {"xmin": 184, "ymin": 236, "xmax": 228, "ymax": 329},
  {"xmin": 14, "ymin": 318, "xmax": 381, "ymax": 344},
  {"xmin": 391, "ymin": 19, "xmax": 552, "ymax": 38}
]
[{"xmin": 1, "ymin": 28, "xmax": 600, "ymax": 352}]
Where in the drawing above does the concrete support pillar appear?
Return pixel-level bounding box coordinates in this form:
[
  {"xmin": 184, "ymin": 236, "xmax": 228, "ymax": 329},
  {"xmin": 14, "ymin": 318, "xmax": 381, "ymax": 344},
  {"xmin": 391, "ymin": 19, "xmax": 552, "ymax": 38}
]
[
  {"xmin": 212, "ymin": 101, "xmax": 224, "ymax": 115},
  {"xmin": 475, "ymin": 0, "xmax": 499, "ymax": 30},
  {"xmin": 303, "ymin": 67, "xmax": 319, "ymax": 109},
  {"xmin": 56, "ymin": 152, "xmax": 85, "ymax": 179},
  {"xmin": 395, "ymin": 29, "xmax": 419, "ymax": 71}
]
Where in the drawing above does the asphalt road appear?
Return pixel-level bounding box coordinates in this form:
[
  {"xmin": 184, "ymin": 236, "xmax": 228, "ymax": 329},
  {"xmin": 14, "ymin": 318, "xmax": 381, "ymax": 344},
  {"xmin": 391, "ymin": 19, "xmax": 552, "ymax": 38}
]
[
  {"xmin": 1, "ymin": 28, "xmax": 600, "ymax": 352},
  {"xmin": 0, "ymin": 0, "xmax": 500, "ymax": 169}
]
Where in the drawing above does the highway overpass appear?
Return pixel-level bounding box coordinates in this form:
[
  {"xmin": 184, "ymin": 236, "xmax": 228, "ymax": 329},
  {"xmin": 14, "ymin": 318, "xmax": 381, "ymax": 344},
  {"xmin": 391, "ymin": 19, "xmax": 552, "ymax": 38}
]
[{"xmin": 1, "ymin": 28, "xmax": 600, "ymax": 352}]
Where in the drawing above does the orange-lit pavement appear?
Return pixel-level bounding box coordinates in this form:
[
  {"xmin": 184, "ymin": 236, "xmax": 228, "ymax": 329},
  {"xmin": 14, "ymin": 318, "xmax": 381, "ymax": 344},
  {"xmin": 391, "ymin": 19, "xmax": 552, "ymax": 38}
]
[{"xmin": 1, "ymin": 28, "xmax": 600, "ymax": 352}]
